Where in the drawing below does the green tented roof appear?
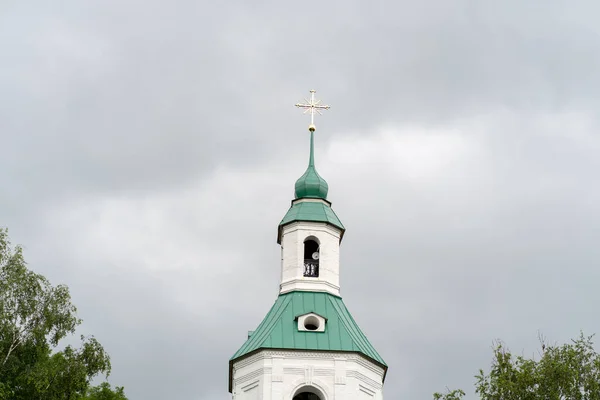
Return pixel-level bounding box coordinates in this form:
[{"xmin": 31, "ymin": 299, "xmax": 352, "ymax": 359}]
[
  {"xmin": 230, "ymin": 291, "xmax": 386, "ymax": 368},
  {"xmin": 278, "ymin": 201, "xmax": 345, "ymax": 243}
]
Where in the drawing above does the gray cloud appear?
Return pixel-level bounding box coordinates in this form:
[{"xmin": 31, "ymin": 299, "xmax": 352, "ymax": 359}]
[{"xmin": 2, "ymin": 1, "xmax": 600, "ymax": 399}]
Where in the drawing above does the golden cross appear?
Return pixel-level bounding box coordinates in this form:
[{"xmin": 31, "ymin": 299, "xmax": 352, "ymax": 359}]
[{"xmin": 295, "ymin": 90, "xmax": 330, "ymax": 131}]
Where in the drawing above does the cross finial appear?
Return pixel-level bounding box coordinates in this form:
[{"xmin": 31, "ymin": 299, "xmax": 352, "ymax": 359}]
[{"xmin": 295, "ymin": 89, "xmax": 330, "ymax": 132}]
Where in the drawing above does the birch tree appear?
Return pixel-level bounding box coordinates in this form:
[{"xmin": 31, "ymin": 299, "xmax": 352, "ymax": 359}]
[
  {"xmin": 434, "ymin": 332, "xmax": 600, "ymax": 400},
  {"xmin": 0, "ymin": 228, "xmax": 124, "ymax": 399}
]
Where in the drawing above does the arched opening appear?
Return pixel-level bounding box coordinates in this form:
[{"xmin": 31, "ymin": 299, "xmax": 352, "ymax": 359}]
[
  {"xmin": 303, "ymin": 238, "xmax": 319, "ymax": 278},
  {"xmin": 293, "ymin": 393, "xmax": 321, "ymax": 400},
  {"xmin": 292, "ymin": 384, "xmax": 325, "ymax": 400}
]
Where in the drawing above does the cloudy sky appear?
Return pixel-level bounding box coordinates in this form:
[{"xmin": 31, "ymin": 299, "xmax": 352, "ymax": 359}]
[{"xmin": 2, "ymin": 0, "xmax": 600, "ymax": 399}]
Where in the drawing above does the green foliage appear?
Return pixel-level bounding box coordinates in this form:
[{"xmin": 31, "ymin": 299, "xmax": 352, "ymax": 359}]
[
  {"xmin": 433, "ymin": 388, "xmax": 466, "ymax": 400},
  {"xmin": 0, "ymin": 228, "xmax": 127, "ymax": 399},
  {"xmin": 81, "ymin": 382, "xmax": 127, "ymax": 400},
  {"xmin": 433, "ymin": 332, "xmax": 600, "ymax": 400}
]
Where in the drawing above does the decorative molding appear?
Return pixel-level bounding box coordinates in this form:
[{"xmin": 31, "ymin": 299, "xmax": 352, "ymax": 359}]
[
  {"xmin": 265, "ymin": 350, "xmax": 346, "ymax": 359},
  {"xmin": 241, "ymin": 380, "xmax": 259, "ymax": 392},
  {"xmin": 282, "ymin": 221, "xmax": 341, "ymax": 237},
  {"xmin": 234, "ymin": 352, "xmax": 264, "ymax": 369},
  {"xmin": 288, "ymin": 377, "xmax": 331, "ymax": 400},
  {"xmin": 354, "ymin": 355, "xmax": 386, "ymax": 376},
  {"xmin": 334, "ymin": 356, "xmax": 347, "ymax": 387},
  {"xmin": 235, "ymin": 367, "xmax": 270, "ymax": 385},
  {"xmin": 232, "ymin": 349, "xmax": 385, "ymax": 397},
  {"xmin": 359, "ymin": 384, "xmax": 376, "ymax": 397},
  {"xmin": 283, "ymin": 367, "xmax": 305, "ymax": 375},
  {"xmin": 347, "ymin": 370, "xmax": 382, "ymax": 389},
  {"xmin": 234, "ymin": 349, "xmax": 386, "ymax": 370},
  {"xmin": 314, "ymin": 368, "xmax": 334, "ymax": 377},
  {"xmin": 271, "ymin": 354, "xmax": 284, "ymax": 383},
  {"xmin": 280, "ymin": 279, "xmax": 340, "ymax": 291},
  {"xmin": 263, "ymin": 350, "xmax": 383, "ymax": 368},
  {"xmin": 304, "ymin": 365, "xmax": 314, "ymax": 385}
]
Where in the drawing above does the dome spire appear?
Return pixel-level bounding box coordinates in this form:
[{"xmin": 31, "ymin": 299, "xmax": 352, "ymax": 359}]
[{"xmin": 294, "ymin": 90, "xmax": 331, "ymax": 200}]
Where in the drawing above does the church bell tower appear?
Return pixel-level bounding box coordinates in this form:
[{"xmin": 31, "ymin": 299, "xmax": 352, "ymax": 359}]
[{"xmin": 229, "ymin": 90, "xmax": 387, "ymax": 400}]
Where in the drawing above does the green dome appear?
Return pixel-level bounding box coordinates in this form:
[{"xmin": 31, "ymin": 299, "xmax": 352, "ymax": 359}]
[
  {"xmin": 294, "ymin": 130, "xmax": 329, "ymax": 199},
  {"xmin": 294, "ymin": 167, "xmax": 328, "ymax": 199}
]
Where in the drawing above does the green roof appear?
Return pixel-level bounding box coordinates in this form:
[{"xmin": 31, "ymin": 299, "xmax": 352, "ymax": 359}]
[
  {"xmin": 229, "ymin": 291, "xmax": 386, "ymax": 386},
  {"xmin": 278, "ymin": 201, "xmax": 345, "ymax": 243},
  {"xmin": 294, "ymin": 130, "xmax": 329, "ymax": 200}
]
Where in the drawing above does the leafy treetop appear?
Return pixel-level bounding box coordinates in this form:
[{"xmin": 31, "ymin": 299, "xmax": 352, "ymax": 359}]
[
  {"xmin": 434, "ymin": 332, "xmax": 600, "ymax": 400},
  {"xmin": 0, "ymin": 228, "xmax": 128, "ymax": 400}
]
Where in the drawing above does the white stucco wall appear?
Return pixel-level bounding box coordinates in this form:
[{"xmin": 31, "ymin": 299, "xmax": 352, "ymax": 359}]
[
  {"xmin": 231, "ymin": 350, "xmax": 385, "ymax": 400},
  {"xmin": 279, "ymin": 220, "xmax": 342, "ymax": 296}
]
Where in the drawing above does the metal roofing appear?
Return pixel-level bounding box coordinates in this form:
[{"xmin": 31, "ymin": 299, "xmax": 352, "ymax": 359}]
[
  {"xmin": 294, "ymin": 164, "xmax": 329, "ymax": 200},
  {"xmin": 294, "ymin": 130, "xmax": 329, "ymax": 200},
  {"xmin": 277, "ymin": 201, "xmax": 345, "ymax": 243},
  {"xmin": 230, "ymin": 291, "xmax": 386, "ymax": 366}
]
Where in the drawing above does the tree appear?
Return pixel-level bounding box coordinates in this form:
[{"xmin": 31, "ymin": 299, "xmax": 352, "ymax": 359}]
[
  {"xmin": 81, "ymin": 382, "xmax": 128, "ymax": 400},
  {"xmin": 433, "ymin": 332, "xmax": 600, "ymax": 400},
  {"xmin": 433, "ymin": 389, "xmax": 465, "ymax": 400},
  {"xmin": 0, "ymin": 228, "xmax": 127, "ymax": 399}
]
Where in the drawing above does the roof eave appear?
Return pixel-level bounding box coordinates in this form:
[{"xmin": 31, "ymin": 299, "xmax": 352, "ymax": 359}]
[{"xmin": 277, "ymin": 220, "xmax": 345, "ymax": 245}]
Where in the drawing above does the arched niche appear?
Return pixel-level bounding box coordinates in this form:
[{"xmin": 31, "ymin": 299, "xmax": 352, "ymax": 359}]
[
  {"xmin": 303, "ymin": 236, "xmax": 320, "ymax": 277},
  {"xmin": 292, "ymin": 385, "xmax": 324, "ymax": 400}
]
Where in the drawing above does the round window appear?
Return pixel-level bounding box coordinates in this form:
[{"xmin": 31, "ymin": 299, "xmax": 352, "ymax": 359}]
[{"xmin": 303, "ymin": 315, "xmax": 320, "ymax": 331}]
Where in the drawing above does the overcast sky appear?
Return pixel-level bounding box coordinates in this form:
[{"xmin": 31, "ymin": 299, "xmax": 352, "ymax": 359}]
[{"xmin": 2, "ymin": 1, "xmax": 600, "ymax": 399}]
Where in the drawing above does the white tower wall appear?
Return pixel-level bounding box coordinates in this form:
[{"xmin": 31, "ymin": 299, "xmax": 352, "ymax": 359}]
[
  {"xmin": 232, "ymin": 350, "xmax": 385, "ymax": 400},
  {"xmin": 279, "ymin": 216, "xmax": 342, "ymax": 297}
]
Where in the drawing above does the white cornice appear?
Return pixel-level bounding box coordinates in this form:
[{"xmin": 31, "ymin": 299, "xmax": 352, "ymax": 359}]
[
  {"xmin": 281, "ymin": 221, "xmax": 341, "ymax": 237},
  {"xmin": 232, "ymin": 349, "xmax": 385, "ymax": 390}
]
